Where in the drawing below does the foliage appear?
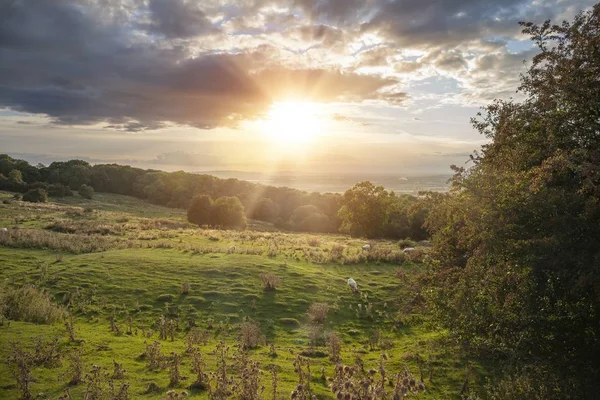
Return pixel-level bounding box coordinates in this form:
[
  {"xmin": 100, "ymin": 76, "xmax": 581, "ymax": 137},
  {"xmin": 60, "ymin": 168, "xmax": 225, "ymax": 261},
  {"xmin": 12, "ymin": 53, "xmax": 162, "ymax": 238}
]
[
  {"xmin": 425, "ymin": 6, "xmax": 600, "ymax": 397},
  {"xmin": 187, "ymin": 194, "xmax": 213, "ymax": 226},
  {"xmin": 0, "ymin": 153, "xmax": 431, "ymax": 238},
  {"xmin": 22, "ymin": 188, "xmax": 47, "ymax": 203},
  {"xmin": 339, "ymin": 181, "xmax": 429, "ymax": 239},
  {"xmin": 211, "ymin": 196, "xmax": 247, "ymax": 230},
  {"xmin": 78, "ymin": 184, "xmax": 94, "ymax": 199},
  {"xmin": 251, "ymin": 197, "xmax": 279, "ymax": 222}
]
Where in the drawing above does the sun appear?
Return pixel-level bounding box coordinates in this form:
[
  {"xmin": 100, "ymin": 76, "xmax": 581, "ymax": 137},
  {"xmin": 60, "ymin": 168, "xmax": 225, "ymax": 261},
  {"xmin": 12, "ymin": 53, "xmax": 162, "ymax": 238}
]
[{"xmin": 262, "ymin": 100, "xmax": 325, "ymax": 146}]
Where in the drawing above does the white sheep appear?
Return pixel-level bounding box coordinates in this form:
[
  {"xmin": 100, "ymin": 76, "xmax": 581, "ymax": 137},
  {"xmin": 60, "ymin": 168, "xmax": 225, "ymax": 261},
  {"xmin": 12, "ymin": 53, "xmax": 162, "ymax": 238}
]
[
  {"xmin": 362, "ymin": 244, "xmax": 371, "ymax": 250},
  {"xmin": 0, "ymin": 228, "xmax": 7, "ymax": 232},
  {"xmin": 402, "ymin": 247, "xmax": 415, "ymax": 254},
  {"xmin": 347, "ymin": 278, "xmax": 359, "ymax": 293}
]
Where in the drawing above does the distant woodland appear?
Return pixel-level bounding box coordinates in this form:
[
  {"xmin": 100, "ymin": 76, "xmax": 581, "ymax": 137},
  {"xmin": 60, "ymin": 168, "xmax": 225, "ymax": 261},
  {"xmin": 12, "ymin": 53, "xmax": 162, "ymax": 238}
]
[{"xmin": 0, "ymin": 155, "xmax": 430, "ymax": 240}]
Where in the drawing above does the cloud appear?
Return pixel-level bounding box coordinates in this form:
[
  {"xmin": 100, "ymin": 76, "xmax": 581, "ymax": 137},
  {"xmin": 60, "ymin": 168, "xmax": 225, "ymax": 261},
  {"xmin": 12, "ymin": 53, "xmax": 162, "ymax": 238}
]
[
  {"xmin": 0, "ymin": 0, "xmax": 401, "ymax": 131},
  {"xmin": 145, "ymin": 0, "xmax": 219, "ymax": 38},
  {"xmin": 0, "ymin": 0, "xmax": 595, "ymax": 132}
]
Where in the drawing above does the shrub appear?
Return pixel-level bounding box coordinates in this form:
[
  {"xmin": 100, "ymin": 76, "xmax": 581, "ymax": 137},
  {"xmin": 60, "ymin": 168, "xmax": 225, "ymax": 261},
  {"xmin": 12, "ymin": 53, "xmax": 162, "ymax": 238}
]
[
  {"xmin": 0, "ymin": 285, "xmax": 64, "ymax": 324},
  {"xmin": 212, "ymin": 196, "xmax": 247, "ymax": 230},
  {"xmin": 260, "ymin": 272, "xmax": 281, "ymax": 291},
  {"xmin": 397, "ymin": 239, "xmax": 416, "ymax": 249},
  {"xmin": 78, "ymin": 184, "xmax": 94, "ymax": 199},
  {"xmin": 22, "ymin": 188, "xmax": 47, "ymax": 203},
  {"xmin": 239, "ymin": 320, "xmax": 265, "ymax": 349},
  {"xmin": 307, "ymin": 303, "xmax": 329, "ymax": 324},
  {"xmin": 187, "ymin": 195, "xmax": 213, "ymax": 226}
]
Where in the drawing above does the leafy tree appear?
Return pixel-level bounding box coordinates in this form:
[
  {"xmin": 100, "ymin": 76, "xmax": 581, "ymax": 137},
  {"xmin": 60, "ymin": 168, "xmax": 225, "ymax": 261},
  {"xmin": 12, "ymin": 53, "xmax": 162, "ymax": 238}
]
[
  {"xmin": 426, "ymin": 6, "xmax": 600, "ymax": 396},
  {"xmin": 290, "ymin": 204, "xmax": 331, "ymax": 232},
  {"xmin": 48, "ymin": 184, "xmax": 73, "ymax": 197},
  {"xmin": 338, "ymin": 181, "xmax": 390, "ymax": 238},
  {"xmin": 252, "ymin": 197, "xmax": 280, "ymax": 222},
  {"xmin": 212, "ymin": 196, "xmax": 247, "ymax": 230},
  {"xmin": 8, "ymin": 169, "xmax": 24, "ymax": 184},
  {"xmin": 187, "ymin": 195, "xmax": 213, "ymax": 226},
  {"xmin": 78, "ymin": 184, "xmax": 94, "ymax": 199},
  {"xmin": 22, "ymin": 188, "xmax": 47, "ymax": 203}
]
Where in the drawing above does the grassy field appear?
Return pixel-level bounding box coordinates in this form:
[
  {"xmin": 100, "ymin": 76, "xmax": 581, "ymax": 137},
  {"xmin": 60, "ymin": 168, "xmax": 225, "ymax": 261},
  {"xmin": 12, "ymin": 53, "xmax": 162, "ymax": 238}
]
[{"xmin": 0, "ymin": 191, "xmax": 487, "ymax": 399}]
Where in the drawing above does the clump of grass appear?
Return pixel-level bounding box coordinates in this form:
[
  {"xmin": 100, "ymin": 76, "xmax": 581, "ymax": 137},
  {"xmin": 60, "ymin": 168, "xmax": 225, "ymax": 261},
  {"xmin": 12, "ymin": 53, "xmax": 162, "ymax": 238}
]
[
  {"xmin": 239, "ymin": 320, "xmax": 265, "ymax": 349},
  {"xmin": 0, "ymin": 284, "xmax": 64, "ymax": 324},
  {"xmin": 279, "ymin": 318, "xmax": 300, "ymax": 327},
  {"xmin": 180, "ymin": 282, "xmax": 191, "ymax": 295},
  {"xmin": 157, "ymin": 293, "xmax": 175, "ymax": 303},
  {"xmin": 260, "ymin": 272, "xmax": 281, "ymax": 291},
  {"xmin": 307, "ymin": 237, "xmax": 320, "ymax": 247},
  {"xmin": 307, "ymin": 302, "xmax": 329, "ymax": 324}
]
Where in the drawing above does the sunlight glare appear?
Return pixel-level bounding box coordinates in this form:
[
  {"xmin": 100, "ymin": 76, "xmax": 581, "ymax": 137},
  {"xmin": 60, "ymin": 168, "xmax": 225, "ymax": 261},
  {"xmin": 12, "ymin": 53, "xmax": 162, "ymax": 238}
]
[{"xmin": 262, "ymin": 101, "xmax": 325, "ymax": 146}]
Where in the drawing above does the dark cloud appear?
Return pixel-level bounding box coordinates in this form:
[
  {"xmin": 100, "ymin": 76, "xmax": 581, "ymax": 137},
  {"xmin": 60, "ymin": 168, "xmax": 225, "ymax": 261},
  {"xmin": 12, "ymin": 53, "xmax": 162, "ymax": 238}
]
[
  {"xmin": 146, "ymin": 0, "xmax": 218, "ymax": 38},
  {"xmin": 0, "ymin": 0, "xmax": 399, "ymax": 130},
  {"xmin": 0, "ymin": 0, "xmax": 594, "ymax": 131}
]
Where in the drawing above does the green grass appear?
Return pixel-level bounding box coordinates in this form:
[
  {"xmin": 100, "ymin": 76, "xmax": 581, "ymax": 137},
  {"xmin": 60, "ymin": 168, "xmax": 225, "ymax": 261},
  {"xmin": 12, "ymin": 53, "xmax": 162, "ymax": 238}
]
[{"xmin": 0, "ymin": 192, "xmax": 489, "ymax": 399}]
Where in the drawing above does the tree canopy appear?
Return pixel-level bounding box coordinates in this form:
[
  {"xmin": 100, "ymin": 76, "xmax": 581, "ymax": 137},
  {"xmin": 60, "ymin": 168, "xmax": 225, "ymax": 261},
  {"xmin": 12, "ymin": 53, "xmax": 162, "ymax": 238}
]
[{"xmin": 425, "ymin": 5, "xmax": 600, "ymax": 396}]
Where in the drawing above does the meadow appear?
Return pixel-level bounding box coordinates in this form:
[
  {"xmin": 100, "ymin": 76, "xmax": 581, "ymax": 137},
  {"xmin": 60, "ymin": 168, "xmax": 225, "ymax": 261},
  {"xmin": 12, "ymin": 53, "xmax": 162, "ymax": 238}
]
[{"xmin": 0, "ymin": 191, "xmax": 486, "ymax": 399}]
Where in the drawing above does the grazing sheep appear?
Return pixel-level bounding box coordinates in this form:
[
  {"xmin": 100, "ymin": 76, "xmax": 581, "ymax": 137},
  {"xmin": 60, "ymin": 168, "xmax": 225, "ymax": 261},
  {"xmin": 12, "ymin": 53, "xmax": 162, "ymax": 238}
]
[
  {"xmin": 228, "ymin": 245, "xmax": 236, "ymax": 253},
  {"xmin": 347, "ymin": 278, "xmax": 359, "ymax": 293},
  {"xmin": 362, "ymin": 244, "xmax": 371, "ymax": 250},
  {"xmin": 402, "ymin": 247, "xmax": 415, "ymax": 254},
  {"xmin": 0, "ymin": 228, "xmax": 7, "ymax": 232}
]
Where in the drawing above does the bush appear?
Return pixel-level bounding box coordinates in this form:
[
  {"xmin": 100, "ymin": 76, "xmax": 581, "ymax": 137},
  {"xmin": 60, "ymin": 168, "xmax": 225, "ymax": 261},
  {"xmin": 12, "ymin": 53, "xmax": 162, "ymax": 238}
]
[
  {"xmin": 22, "ymin": 188, "xmax": 47, "ymax": 203},
  {"xmin": 0, "ymin": 285, "xmax": 65, "ymax": 324},
  {"xmin": 78, "ymin": 184, "xmax": 94, "ymax": 199},
  {"xmin": 307, "ymin": 303, "xmax": 329, "ymax": 324},
  {"xmin": 48, "ymin": 184, "xmax": 74, "ymax": 197},
  {"xmin": 239, "ymin": 320, "xmax": 265, "ymax": 349},
  {"xmin": 260, "ymin": 272, "xmax": 281, "ymax": 291},
  {"xmin": 187, "ymin": 195, "xmax": 213, "ymax": 226},
  {"xmin": 212, "ymin": 196, "xmax": 247, "ymax": 230},
  {"xmin": 397, "ymin": 239, "xmax": 416, "ymax": 249}
]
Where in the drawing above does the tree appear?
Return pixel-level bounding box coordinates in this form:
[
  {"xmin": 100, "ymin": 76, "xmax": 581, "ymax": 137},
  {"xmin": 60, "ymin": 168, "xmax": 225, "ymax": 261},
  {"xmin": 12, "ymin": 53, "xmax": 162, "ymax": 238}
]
[
  {"xmin": 78, "ymin": 184, "xmax": 94, "ymax": 199},
  {"xmin": 22, "ymin": 188, "xmax": 47, "ymax": 203},
  {"xmin": 289, "ymin": 205, "xmax": 331, "ymax": 232},
  {"xmin": 187, "ymin": 195, "xmax": 213, "ymax": 226},
  {"xmin": 212, "ymin": 196, "xmax": 247, "ymax": 230},
  {"xmin": 338, "ymin": 181, "xmax": 390, "ymax": 238},
  {"xmin": 8, "ymin": 169, "xmax": 23, "ymax": 184},
  {"xmin": 252, "ymin": 198, "xmax": 280, "ymax": 222},
  {"xmin": 426, "ymin": 6, "xmax": 600, "ymax": 396}
]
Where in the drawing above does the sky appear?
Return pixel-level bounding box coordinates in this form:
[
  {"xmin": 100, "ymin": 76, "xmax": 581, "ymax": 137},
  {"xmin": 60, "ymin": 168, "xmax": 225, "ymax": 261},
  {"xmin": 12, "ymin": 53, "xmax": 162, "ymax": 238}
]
[{"xmin": 0, "ymin": 0, "xmax": 595, "ymax": 176}]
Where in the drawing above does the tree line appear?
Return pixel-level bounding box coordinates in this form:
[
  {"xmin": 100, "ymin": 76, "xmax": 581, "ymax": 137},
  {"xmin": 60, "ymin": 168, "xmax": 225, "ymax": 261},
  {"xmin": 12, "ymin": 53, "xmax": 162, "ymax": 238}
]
[{"xmin": 0, "ymin": 155, "xmax": 430, "ymax": 239}]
